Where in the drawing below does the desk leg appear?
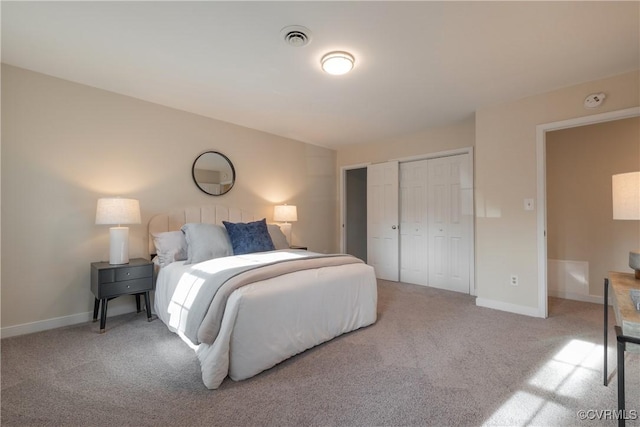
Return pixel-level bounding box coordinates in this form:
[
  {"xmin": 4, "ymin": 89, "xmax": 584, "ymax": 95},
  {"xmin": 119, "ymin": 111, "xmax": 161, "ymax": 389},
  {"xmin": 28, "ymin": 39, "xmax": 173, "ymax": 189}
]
[
  {"xmin": 615, "ymin": 326, "xmax": 625, "ymax": 427},
  {"xmin": 135, "ymin": 294, "xmax": 141, "ymax": 313},
  {"xmin": 604, "ymin": 278, "xmax": 609, "ymax": 386},
  {"xmin": 144, "ymin": 291, "xmax": 152, "ymax": 322},
  {"xmin": 99, "ymin": 298, "xmax": 108, "ymax": 334}
]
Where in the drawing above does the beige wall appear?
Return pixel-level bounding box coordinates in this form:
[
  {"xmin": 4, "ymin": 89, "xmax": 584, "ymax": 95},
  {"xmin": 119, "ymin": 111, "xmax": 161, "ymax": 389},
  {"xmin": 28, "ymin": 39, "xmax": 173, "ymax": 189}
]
[
  {"xmin": 3, "ymin": 63, "xmax": 639, "ymax": 331},
  {"xmin": 475, "ymin": 70, "xmax": 639, "ymax": 313},
  {"xmin": 1, "ymin": 65, "xmax": 337, "ymax": 330},
  {"xmin": 546, "ymin": 117, "xmax": 640, "ymax": 297},
  {"xmin": 335, "ymin": 117, "xmax": 475, "ymax": 249},
  {"xmin": 337, "ymin": 116, "xmax": 475, "ymax": 168}
]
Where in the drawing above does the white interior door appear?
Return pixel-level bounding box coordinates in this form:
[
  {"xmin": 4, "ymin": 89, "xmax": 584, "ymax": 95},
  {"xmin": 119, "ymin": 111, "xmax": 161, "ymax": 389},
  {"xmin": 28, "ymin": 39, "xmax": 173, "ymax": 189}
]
[
  {"xmin": 428, "ymin": 154, "xmax": 472, "ymax": 293},
  {"xmin": 400, "ymin": 160, "xmax": 429, "ymax": 285},
  {"xmin": 367, "ymin": 161, "xmax": 399, "ymax": 281}
]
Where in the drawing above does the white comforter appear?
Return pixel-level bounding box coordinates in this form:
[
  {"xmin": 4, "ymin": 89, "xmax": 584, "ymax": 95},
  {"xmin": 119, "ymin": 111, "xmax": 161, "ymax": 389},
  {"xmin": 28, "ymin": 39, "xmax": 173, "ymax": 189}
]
[{"xmin": 154, "ymin": 250, "xmax": 378, "ymax": 389}]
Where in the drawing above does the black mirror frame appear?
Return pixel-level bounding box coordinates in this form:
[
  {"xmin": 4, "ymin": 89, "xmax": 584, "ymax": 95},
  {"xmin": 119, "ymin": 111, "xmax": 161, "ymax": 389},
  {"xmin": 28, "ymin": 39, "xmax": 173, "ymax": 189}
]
[{"xmin": 192, "ymin": 151, "xmax": 236, "ymax": 196}]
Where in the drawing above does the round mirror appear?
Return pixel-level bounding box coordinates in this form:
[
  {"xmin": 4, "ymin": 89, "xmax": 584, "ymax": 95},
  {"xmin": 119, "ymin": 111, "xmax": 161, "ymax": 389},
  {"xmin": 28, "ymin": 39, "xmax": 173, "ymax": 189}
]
[{"xmin": 192, "ymin": 151, "xmax": 236, "ymax": 196}]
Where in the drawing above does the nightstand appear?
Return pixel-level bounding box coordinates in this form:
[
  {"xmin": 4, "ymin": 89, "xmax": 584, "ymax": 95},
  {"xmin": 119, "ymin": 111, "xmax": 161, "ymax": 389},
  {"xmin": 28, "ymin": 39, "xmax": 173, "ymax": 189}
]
[
  {"xmin": 289, "ymin": 245, "xmax": 307, "ymax": 250},
  {"xmin": 91, "ymin": 258, "xmax": 154, "ymax": 333}
]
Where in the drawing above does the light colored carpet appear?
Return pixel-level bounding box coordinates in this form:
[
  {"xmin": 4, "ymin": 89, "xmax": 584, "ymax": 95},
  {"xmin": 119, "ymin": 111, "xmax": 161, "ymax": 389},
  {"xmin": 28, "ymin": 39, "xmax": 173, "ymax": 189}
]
[{"xmin": 2, "ymin": 280, "xmax": 638, "ymax": 426}]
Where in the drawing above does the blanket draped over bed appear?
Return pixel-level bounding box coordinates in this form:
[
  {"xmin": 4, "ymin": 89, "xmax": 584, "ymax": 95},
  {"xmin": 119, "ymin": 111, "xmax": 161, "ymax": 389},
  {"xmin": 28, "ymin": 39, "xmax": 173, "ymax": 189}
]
[
  {"xmin": 180, "ymin": 252, "xmax": 363, "ymax": 346},
  {"xmin": 150, "ymin": 207, "xmax": 378, "ymax": 389}
]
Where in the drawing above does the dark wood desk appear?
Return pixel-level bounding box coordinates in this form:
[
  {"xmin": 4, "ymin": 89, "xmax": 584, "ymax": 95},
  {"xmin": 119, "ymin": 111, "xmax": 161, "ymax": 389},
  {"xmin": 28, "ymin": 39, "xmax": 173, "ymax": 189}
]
[{"xmin": 604, "ymin": 272, "xmax": 640, "ymax": 426}]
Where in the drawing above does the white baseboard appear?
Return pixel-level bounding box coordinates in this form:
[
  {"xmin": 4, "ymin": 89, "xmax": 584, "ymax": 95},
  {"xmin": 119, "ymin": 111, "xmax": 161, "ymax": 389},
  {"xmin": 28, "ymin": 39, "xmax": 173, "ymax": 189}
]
[
  {"xmin": 475, "ymin": 297, "xmax": 544, "ymax": 318},
  {"xmin": 1, "ymin": 304, "xmax": 142, "ymax": 339},
  {"xmin": 547, "ymin": 289, "xmax": 607, "ymax": 305}
]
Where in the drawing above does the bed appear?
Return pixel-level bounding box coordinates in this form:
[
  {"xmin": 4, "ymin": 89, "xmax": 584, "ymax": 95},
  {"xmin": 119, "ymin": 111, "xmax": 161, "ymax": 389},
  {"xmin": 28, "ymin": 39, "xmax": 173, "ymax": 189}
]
[{"xmin": 149, "ymin": 205, "xmax": 377, "ymax": 389}]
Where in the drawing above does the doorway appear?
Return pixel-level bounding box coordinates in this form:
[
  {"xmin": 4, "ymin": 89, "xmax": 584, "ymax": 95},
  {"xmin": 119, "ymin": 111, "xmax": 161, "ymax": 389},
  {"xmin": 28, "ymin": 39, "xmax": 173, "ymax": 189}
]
[
  {"xmin": 344, "ymin": 167, "xmax": 367, "ymax": 261},
  {"xmin": 536, "ymin": 107, "xmax": 640, "ymax": 317},
  {"xmin": 545, "ymin": 117, "xmax": 639, "ymax": 304}
]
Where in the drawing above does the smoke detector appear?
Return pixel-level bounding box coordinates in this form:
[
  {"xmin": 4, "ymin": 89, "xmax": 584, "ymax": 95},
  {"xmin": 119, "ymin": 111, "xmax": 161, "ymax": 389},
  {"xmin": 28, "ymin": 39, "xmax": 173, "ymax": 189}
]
[
  {"xmin": 584, "ymin": 92, "xmax": 606, "ymax": 108},
  {"xmin": 281, "ymin": 25, "xmax": 312, "ymax": 47}
]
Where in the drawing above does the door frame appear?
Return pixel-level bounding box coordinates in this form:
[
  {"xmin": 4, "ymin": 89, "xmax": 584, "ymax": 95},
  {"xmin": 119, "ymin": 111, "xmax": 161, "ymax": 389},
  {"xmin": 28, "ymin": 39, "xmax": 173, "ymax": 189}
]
[
  {"xmin": 339, "ymin": 146, "xmax": 475, "ymax": 295},
  {"xmin": 535, "ymin": 106, "xmax": 640, "ymax": 318}
]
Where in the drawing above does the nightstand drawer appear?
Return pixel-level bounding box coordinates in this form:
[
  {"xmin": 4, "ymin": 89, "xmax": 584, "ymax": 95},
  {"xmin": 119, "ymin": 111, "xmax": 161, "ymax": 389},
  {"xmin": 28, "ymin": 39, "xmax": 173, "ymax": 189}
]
[
  {"xmin": 98, "ymin": 269, "xmax": 115, "ymax": 283},
  {"xmin": 100, "ymin": 277, "xmax": 152, "ymax": 298},
  {"xmin": 115, "ymin": 265, "xmax": 153, "ymax": 282}
]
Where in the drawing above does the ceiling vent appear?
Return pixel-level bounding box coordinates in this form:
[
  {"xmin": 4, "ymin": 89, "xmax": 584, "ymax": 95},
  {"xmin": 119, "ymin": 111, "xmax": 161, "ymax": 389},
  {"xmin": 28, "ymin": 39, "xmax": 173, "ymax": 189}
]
[{"xmin": 281, "ymin": 25, "xmax": 312, "ymax": 47}]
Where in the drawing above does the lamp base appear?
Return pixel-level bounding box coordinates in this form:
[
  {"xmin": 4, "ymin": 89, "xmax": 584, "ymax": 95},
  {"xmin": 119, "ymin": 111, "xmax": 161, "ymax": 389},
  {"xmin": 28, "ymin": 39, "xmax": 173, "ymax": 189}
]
[{"xmin": 109, "ymin": 226, "xmax": 130, "ymax": 265}]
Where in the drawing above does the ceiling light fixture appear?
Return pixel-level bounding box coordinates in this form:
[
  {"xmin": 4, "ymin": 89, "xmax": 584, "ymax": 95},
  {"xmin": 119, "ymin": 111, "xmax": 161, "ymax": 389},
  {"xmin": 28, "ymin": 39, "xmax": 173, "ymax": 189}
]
[{"xmin": 321, "ymin": 51, "xmax": 355, "ymax": 75}]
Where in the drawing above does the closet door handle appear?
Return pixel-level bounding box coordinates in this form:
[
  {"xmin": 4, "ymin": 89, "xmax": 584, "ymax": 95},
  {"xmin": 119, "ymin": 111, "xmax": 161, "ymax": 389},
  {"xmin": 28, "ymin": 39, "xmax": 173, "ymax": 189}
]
[{"xmin": 391, "ymin": 225, "xmax": 397, "ymax": 230}]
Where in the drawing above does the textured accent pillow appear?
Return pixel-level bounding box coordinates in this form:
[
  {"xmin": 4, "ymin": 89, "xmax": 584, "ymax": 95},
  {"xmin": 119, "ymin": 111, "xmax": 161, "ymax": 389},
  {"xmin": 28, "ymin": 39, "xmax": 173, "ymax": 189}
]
[
  {"xmin": 152, "ymin": 231, "xmax": 188, "ymax": 268},
  {"xmin": 223, "ymin": 218, "xmax": 275, "ymax": 255},
  {"xmin": 181, "ymin": 223, "xmax": 233, "ymax": 264},
  {"xmin": 267, "ymin": 224, "xmax": 289, "ymax": 250}
]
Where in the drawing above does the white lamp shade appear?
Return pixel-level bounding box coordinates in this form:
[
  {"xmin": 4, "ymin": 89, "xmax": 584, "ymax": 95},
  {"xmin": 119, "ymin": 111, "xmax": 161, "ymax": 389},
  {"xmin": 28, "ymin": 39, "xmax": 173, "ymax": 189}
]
[
  {"xmin": 96, "ymin": 198, "xmax": 141, "ymax": 225},
  {"xmin": 612, "ymin": 172, "xmax": 640, "ymax": 220},
  {"xmin": 274, "ymin": 205, "xmax": 298, "ymax": 223}
]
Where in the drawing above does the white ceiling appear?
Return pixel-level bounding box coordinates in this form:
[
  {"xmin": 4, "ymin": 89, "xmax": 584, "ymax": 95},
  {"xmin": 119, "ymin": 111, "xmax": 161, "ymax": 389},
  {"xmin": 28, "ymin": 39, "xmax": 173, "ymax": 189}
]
[{"xmin": 2, "ymin": 1, "xmax": 639, "ymax": 148}]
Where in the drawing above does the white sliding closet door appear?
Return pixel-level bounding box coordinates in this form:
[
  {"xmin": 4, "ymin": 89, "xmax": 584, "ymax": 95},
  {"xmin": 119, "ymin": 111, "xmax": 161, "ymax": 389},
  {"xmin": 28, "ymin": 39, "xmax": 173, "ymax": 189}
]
[
  {"xmin": 427, "ymin": 154, "xmax": 472, "ymax": 293},
  {"xmin": 367, "ymin": 161, "xmax": 399, "ymax": 281},
  {"xmin": 400, "ymin": 160, "xmax": 429, "ymax": 285}
]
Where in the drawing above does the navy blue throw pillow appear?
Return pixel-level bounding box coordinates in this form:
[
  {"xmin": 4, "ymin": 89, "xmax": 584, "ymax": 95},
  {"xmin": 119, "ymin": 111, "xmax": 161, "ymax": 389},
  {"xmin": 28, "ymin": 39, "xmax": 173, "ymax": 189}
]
[{"xmin": 222, "ymin": 218, "xmax": 275, "ymax": 255}]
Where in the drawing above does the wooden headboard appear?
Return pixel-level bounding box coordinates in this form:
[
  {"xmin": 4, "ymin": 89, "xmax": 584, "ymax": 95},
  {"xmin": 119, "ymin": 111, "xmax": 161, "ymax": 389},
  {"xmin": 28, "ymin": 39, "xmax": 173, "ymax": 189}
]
[{"xmin": 148, "ymin": 205, "xmax": 256, "ymax": 254}]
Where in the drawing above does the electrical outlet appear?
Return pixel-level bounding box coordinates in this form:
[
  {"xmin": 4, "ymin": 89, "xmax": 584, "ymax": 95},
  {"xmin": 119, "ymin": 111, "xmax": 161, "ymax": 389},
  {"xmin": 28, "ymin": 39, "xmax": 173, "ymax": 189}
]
[{"xmin": 510, "ymin": 275, "xmax": 519, "ymax": 286}]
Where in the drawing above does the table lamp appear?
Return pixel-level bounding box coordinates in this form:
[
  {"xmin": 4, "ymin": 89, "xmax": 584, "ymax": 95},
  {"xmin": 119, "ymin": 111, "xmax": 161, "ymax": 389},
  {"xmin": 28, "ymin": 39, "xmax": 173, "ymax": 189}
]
[
  {"xmin": 96, "ymin": 197, "xmax": 141, "ymax": 264},
  {"xmin": 274, "ymin": 204, "xmax": 297, "ymax": 246},
  {"xmin": 612, "ymin": 172, "xmax": 640, "ymax": 278}
]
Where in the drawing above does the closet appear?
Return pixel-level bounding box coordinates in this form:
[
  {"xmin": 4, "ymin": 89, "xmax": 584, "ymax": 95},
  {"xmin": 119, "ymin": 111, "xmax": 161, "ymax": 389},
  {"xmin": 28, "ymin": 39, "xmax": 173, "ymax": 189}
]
[{"xmin": 364, "ymin": 152, "xmax": 473, "ymax": 294}]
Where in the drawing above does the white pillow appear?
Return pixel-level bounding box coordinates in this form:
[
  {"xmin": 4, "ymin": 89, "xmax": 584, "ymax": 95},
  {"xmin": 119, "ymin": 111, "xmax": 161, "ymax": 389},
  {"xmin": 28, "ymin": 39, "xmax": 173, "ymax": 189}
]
[
  {"xmin": 181, "ymin": 223, "xmax": 233, "ymax": 264},
  {"xmin": 267, "ymin": 224, "xmax": 289, "ymax": 250},
  {"xmin": 152, "ymin": 231, "xmax": 188, "ymax": 268}
]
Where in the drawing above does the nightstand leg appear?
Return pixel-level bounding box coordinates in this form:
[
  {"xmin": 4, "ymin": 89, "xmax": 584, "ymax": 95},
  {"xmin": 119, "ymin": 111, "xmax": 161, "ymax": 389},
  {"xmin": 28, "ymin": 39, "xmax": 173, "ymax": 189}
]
[
  {"xmin": 144, "ymin": 291, "xmax": 152, "ymax": 322},
  {"xmin": 135, "ymin": 294, "xmax": 141, "ymax": 313},
  {"xmin": 93, "ymin": 298, "xmax": 100, "ymax": 322},
  {"xmin": 99, "ymin": 298, "xmax": 108, "ymax": 333}
]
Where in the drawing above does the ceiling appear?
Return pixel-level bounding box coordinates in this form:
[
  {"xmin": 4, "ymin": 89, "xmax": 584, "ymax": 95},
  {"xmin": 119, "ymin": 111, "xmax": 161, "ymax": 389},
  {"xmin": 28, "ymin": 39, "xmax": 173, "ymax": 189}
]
[{"xmin": 2, "ymin": 1, "xmax": 639, "ymax": 149}]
